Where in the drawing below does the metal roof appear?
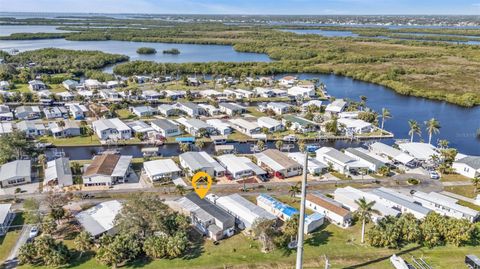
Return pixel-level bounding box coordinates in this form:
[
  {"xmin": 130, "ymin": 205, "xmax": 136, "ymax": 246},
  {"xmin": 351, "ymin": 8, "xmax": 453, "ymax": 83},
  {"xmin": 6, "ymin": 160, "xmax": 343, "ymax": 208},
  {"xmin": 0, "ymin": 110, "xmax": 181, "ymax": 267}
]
[
  {"xmin": 215, "ymin": 194, "xmax": 276, "ymax": 228},
  {"xmin": 184, "ymin": 193, "xmax": 235, "ymax": 227},
  {"xmin": 151, "ymin": 119, "xmax": 178, "ymax": 131},
  {"xmin": 144, "ymin": 159, "xmax": 181, "ymax": 177},
  {"xmin": 75, "ymin": 200, "xmax": 122, "ymax": 237},
  {"xmin": 397, "ymin": 142, "xmax": 438, "ymax": 161},
  {"xmin": 44, "ymin": 157, "xmax": 73, "ymax": 186},
  {"xmin": 456, "ymin": 156, "xmax": 480, "ymax": 170},
  {"xmin": 345, "ymin": 148, "xmax": 385, "ymax": 168},
  {"xmin": 0, "ymin": 204, "xmax": 12, "ymax": 224},
  {"xmin": 370, "ymin": 188, "xmax": 431, "ymax": 216},
  {"xmin": 257, "ymin": 149, "xmax": 301, "ymax": 171},
  {"xmin": 413, "ymin": 191, "xmax": 479, "ymax": 217},
  {"xmin": 0, "ymin": 160, "xmax": 31, "ymax": 182}
]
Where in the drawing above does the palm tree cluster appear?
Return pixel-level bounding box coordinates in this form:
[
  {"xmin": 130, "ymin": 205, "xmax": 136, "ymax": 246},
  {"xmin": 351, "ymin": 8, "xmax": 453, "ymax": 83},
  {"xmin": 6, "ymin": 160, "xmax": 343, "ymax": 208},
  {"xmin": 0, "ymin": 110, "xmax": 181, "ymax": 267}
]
[
  {"xmin": 407, "ymin": 118, "xmax": 441, "ymax": 144},
  {"xmin": 367, "ymin": 212, "xmax": 477, "ymax": 248}
]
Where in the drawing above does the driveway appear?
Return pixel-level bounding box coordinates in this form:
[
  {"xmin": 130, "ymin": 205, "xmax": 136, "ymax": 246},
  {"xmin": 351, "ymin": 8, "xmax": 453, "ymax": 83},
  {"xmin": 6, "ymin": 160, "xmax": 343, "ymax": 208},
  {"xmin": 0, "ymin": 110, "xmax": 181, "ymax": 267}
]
[{"xmin": 3, "ymin": 224, "xmax": 32, "ymax": 269}]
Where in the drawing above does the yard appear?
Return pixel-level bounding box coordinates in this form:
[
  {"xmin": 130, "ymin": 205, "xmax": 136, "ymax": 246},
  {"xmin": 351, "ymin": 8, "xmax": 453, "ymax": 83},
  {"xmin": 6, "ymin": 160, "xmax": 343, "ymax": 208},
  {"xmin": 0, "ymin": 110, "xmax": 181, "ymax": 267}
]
[
  {"xmin": 440, "ymin": 173, "xmax": 472, "ymax": 183},
  {"xmin": 16, "ymin": 220, "xmax": 480, "ymax": 269},
  {"xmin": 38, "ymin": 135, "xmax": 101, "ymax": 146},
  {"xmin": 444, "ymin": 185, "xmax": 477, "ymax": 198},
  {"xmin": 0, "ymin": 213, "xmax": 24, "ymax": 264}
]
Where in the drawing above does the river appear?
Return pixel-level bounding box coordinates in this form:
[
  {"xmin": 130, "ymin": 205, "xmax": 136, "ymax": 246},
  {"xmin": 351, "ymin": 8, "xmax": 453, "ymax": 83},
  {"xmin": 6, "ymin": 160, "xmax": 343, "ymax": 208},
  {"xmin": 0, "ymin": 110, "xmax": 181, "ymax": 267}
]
[{"xmin": 0, "ymin": 35, "xmax": 478, "ymax": 155}]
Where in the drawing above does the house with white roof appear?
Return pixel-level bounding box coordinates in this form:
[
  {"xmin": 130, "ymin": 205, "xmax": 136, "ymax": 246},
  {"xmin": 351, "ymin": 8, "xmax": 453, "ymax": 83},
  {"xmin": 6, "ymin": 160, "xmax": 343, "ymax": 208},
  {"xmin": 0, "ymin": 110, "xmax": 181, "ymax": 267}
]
[
  {"xmin": 56, "ymin": 91, "xmax": 75, "ymax": 101},
  {"xmin": 62, "ymin": 80, "xmax": 79, "ymax": 90},
  {"xmin": 344, "ymin": 148, "xmax": 386, "ymax": 172},
  {"xmin": 130, "ymin": 106, "xmax": 156, "ymax": 117},
  {"xmin": 0, "ymin": 105, "xmax": 13, "ymax": 121},
  {"xmin": 49, "ymin": 120, "xmax": 81, "ymax": 138},
  {"xmin": 325, "ymin": 99, "xmax": 347, "ymax": 114},
  {"xmin": 84, "ymin": 79, "xmax": 103, "ymax": 90},
  {"xmin": 100, "ymin": 89, "xmax": 121, "ymax": 101},
  {"xmin": 369, "ymin": 142, "xmax": 416, "ymax": 167},
  {"xmin": 302, "ymin": 100, "xmax": 323, "ymax": 112},
  {"xmin": 28, "ymin": 80, "xmax": 46, "ymax": 91},
  {"xmin": 0, "ymin": 81, "xmax": 10, "ymax": 91},
  {"xmin": 257, "ymin": 117, "xmax": 284, "ymax": 132},
  {"xmin": 0, "ymin": 122, "xmax": 13, "ymax": 136},
  {"xmin": 266, "ymin": 102, "xmax": 291, "ymax": 115},
  {"xmin": 306, "ymin": 193, "xmax": 352, "ymax": 228},
  {"xmin": 338, "ymin": 118, "xmax": 373, "ymax": 135},
  {"xmin": 143, "ymin": 159, "xmax": 182, "ymax": 182},
  {"xmin": 199, "ymin": 89, "xmax": 225, "ymax": 98},
  {"xmin": 205, "ymin": 119, "xmax": 232, "ymax": 135},
  {"xmin": 334, "ymin": 186, "xmax": 401, "ymax": 222},
  {"xmin": 316, "ymin": 147, "xmax": 369, "ymax": 174},
  {"xmin": 82, "ymin": 154, "xmax": 133, "ymax": 187},
  {"xmin": 43, "ymin": 107, "xmax": 67, "ymax": 119},
  {"xmin": 453, "ymin": 156, "xmax": 480, "ymax": 179},
  {"xmin": 413, "ymin": 191, "xmax": 478, "ymax": 222},
  {"xmin": 198, "ymin": 104, "xmax": 221, "ymax": 116},
  {"xmin": 397, "ymin": 142, "xmax": 439, "ymax": 162},
  {"xmin": 254, "ymin": 87, "xmax": 275, "ymax": 98},
  {"xmin": 177, "ymin": 102, "xmax": 200, "ymax": 117},
  {"xmin": 279, "ymin": 76, "xmax": 297, "ymax": 87},
  {"xmin": 216, "ymin": 154, "xmax": 266, "ymax": 179},
  {"xmin": 141, "ymin": 90, "xmax": 162, "ymax": 102},
  {"xmin": 44, "ymin": 157, "xmax": 73, "ymax": 187},
  {"xmin": 219, "ymin": 102, "xmax": 246, "ymax": 116},
  {"xmin": 179, "ymin": 151, "xmax": 226, "ymax": 177},
  {"xmin": 288, "ymin": 152, "xmax": 328, "ymax": 175},
  {"xmin": 75, "ymin": 200, "xmax": 122, "ymax": 237},
  {"xmin": 151, "ymin": 119, "xmax": 181, "ymax": 137},
  {"xmin": 176, "ymin": 117, "xmax": 216, "ymax": 136},
  {"xmin": 282, "ymin": 115, "xmax": 317, "ymax": 133},
  {"xmin": 256, "ymin": 149, "xmax": 302, "ymax": 178},
  {"xmin": 158, "ymin": 104, "xmax": 178, "ymax": 117},
  {"xmin": 207, "ymin": 193, "xmax": 276, "ymax": 230},
  {"xmin": 17, "ymin": 120, "xmax": 47, "ymax": 137},
  {"xmin": 92, "ymin": 118, "xmax": 131, "ymax": 141},
  {"xmin": 228, "ymin": 118, "xmax": 261, "ymax": 137},
  {"xmin": 126, "ymin": 120, "xmax": 155, "ymax": 135},
  {"xmin": 15, "ymin": 106, "xmax": 41, "ymax": 120},
  {"xmin": 369, "ymin": 188, "xmax": 431, "ymax": 219},
  {"xmin": 0, "ymin": 204, "xmax": 13, "ymax": 235},
  {"xmin": 164, "ymin": 90, "xmax": 185, "ymax": 100},
  {"xmin": 0, "ymin": 160, "xmax": 32, "ymax": 188},
  {"xmin": 288, "ymin": 86, "xmax": 315, "ymax": 98},
  {"xmin": 66, "ymin": 103, "xmax": 89, "ymax": 120}
]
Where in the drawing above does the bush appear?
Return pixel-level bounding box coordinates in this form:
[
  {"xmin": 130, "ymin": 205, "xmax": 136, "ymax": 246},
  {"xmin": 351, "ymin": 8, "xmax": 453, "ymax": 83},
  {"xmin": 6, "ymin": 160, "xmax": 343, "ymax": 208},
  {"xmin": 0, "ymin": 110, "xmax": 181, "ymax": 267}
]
[
  {"xmin": 407, "ymin": 178, "xmax": 420, "ymax": 185},
  {"xmin": 136, "ymin": 47, "xmax": 157, "ymax": 54}
]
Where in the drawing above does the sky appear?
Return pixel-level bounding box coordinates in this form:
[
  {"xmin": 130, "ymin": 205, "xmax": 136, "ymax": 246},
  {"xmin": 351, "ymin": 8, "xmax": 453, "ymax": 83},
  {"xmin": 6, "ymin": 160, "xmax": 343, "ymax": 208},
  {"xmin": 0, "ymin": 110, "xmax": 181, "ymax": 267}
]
[{"xmin": 0, "ymin": 0, "xmax": 480, "ymax": 15}]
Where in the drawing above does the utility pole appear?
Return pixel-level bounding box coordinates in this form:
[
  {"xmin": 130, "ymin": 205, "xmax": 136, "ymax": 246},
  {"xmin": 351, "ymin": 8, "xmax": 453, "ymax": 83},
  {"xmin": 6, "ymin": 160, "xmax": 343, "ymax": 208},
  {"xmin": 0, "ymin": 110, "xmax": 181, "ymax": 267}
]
[{"xmin": 295, "ymin": 152, "xmax": 308, "ymax": 269}]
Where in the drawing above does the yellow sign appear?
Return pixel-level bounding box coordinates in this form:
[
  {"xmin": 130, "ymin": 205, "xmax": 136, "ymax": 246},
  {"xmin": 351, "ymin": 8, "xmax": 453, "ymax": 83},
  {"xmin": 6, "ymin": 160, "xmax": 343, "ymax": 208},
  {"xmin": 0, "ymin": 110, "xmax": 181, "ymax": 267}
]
[{"xmin": 191, "ymin": 171, "xmax": 212, "ymax": 199}]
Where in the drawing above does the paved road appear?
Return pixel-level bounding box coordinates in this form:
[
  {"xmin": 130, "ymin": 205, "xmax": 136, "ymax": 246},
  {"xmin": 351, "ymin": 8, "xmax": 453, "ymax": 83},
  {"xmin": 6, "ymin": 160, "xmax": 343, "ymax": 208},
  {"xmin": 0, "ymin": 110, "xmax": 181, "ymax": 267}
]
[{"xmin": 3, "ymin": 224, "xmax": 32, "ymax": 269}]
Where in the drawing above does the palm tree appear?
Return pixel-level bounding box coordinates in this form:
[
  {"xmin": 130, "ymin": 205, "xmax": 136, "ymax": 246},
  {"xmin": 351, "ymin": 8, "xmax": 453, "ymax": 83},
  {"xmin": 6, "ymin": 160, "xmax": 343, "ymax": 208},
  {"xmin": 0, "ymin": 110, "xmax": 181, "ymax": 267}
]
[
  {"xmin": 288, "ymin": 182, "xmax": 301, "ymax": 199},
  {"xmin": 179, "ymin": 143, "xmax": 190, "ymax": 153},
  {"xmin": 175, "ymin": 185, "xmax": 187, "ymax": 196},
  {"xmin": 256, "ymin": 140, "xmax": 265, "ymax": 151},
  {"xmin": 438, "ymin": 139, "xmax": 449, "ymax": 149},
  {"xmin": 472, "ymin": 177, "xmax": 480, "ymax": 194},
  {"xmin": 74, "ymin": 231, "xmax": 93, "ymax": 258},
  {"xmin": 408, "ymin": 120, "xmax": 421, "ymax": 142},
  {"xmin": 275, "ymin": 140, "xmax": 284, "ymax": 151},
  {"xmin": 380, "ymin": 108, "xmax": 391, "ymax": 130},
  {"xmin": 194, "ymin": 140, "xmax": 205, "ymax": 151},
  {"xmin": 425, "ymin": 118, "xmax": 441, "ymax": 144},
  {"xmin": 354, "ymin": 197, "xmax": 377, "ymax": 244}
]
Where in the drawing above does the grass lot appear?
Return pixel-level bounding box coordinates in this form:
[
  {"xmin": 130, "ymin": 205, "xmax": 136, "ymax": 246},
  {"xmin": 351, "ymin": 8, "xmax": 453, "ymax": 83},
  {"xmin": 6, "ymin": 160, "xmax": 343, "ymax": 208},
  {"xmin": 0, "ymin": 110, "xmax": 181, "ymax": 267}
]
[
  {"xmin": 115, "ymin": 109, "xmax": 137, "ymax": 120},
  {"xmin": 49, "ymin": 84, "xmax": 67, "ymax": 93},
  {"xmin": 0, "ymin": 213, "xmax": 25, "ymax": 264},
  {"xmin": 440, "ymin": 173, "xmax": 472, "ymax": 182},
  {"xmin": 444, "ymin": 185, "xmax": 477, "ymax": 198},
  {"xmin": 12, "ymin": 84, "xmax": 31, "ymax": 93},
  {"xmin": 227, "ymin": 132, "xmax": 250, "ymax": 142},
  {"xmin": 330, "ymin": 171, "xmax": 351, "ymax": 180},
  {"xmin": 246, "ymin": 106, "xmax": 266, "ymax": 117},
  {"xmin": 39, "ymin": 135, "xmax": 101, "ymax": 146}
]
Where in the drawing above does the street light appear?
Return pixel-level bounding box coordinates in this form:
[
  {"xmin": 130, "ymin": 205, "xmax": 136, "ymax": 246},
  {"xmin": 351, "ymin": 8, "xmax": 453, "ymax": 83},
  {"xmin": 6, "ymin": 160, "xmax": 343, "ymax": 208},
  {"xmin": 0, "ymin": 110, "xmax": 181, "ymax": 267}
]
[{"xmin": 295, "ymin": 152, "xmax": 308, "ymax": 269}]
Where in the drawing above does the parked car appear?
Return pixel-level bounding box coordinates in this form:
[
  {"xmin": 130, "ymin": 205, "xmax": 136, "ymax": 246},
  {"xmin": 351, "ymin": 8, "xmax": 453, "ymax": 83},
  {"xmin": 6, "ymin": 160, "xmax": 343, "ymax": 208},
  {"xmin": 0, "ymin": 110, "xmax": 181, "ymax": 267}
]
[
  {"xmin": 283, "ymin": 135, "xmax": 297, "ymax": 142},
  {"xmin": 429, "ymin": 171, "xmax": 440, "ymax": 180},
  {"xmin": 29, "ymin": 226, "xmax": 39, "ymax": 239}
]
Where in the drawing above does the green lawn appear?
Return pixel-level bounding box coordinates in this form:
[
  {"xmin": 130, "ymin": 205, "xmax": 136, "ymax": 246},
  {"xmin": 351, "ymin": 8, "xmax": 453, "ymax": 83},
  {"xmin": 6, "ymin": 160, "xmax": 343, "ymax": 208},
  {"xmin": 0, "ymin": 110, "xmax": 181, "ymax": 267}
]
[
  {"xmin": 441, "ymin": 173, "xmax": 472, "ymax": 183},
  {"xmin": 49, "ymin": 84, "xmax": 68, "ymax": 93},
  {"xmin": 331, "ymin": 171, "xmax": 351, "ymax": 180},
  {"xmin": 116, "ymin": 109, "xmax": 137, "ymax": 120},
  {"xmin": 0, "ymin": 213, "xmax": 25, "ymax": 264},
  {"xmin": 227, "ymin": 132, "xmax": 250, "ymax": 141},
  {"xmin": 246, "ymin": 107, "xmax": 266, "ymax": 117},
  {"xmin": 12, "ymin": 84, "xmax": 32, "ymax": 93},
  {"xmin": 444, "ymin": 185, "xmax": 477, "ymax": 198},
  {"xmin": 38, "ymin": 135, "xmax": 101, "ymax": 146}
]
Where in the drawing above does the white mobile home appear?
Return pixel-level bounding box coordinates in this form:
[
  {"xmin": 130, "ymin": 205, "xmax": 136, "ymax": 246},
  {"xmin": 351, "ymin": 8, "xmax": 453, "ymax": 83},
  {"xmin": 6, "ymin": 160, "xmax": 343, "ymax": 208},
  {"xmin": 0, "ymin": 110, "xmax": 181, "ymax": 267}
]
[{"xmin": 306, "ymin": 193, "xmax": 352, "ymax": 228}]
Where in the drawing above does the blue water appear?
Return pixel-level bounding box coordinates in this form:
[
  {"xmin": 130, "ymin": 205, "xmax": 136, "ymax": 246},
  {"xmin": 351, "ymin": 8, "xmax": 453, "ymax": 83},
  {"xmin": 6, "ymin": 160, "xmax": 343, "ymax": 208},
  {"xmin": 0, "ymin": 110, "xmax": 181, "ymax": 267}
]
[
  {"xmin": 0, "ymin": 39, "xmax": 272, "ymax": 63},
  {"xmin": 0, "ymin": 25, "xmax": 72, "ymax": 36}
]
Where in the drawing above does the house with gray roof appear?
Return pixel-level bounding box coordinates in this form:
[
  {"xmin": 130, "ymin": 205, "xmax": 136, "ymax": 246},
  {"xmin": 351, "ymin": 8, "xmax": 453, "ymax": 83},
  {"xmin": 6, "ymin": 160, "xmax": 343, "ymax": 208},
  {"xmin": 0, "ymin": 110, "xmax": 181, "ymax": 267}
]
[
  {"xmin": 28, "ymin": 80, "xmax": 46, "ymax": 91},
  {"xmin": 17, "ymin": 120, "xmax": 47, "ymax": 137},
  {"xmin": 282, "ymin": 115, "xmax": 317, "ymax": 133},
  {"xmin": 257, "ymin": 116, "xmax": 284, "ymax": 132},
  {"xmin": 369, "ymin": 188, "xmax": 431, "ymax": 219},
  {"xmin": 62, "ymin": 79, "xmax": 79, "ymax": 90},
  {"xmin": 129, "ymin": 106, "xmax": 156, "ymax": 117},
  {"xmin": 176, "ymin": 192, "xmax": 235, "ymax": 241},
  {"xmin": 15, "ymin": 106, "xmax": 41, "ymax": 120},
  {"xmin": 92, "ymin": 118, "xmax": 131, "ymax": 141},
  {"xmin": 44, "ymin": 157, "xmax": 73, "ymax": 187},
  {"xmin": 218, "ymin": 102, "xmax": 246, "ymax": 116},
  {"xmin": 0, "ymin": 204, "xmax": 13, "ymax": 235},
  {"xmin": 158, "ymin": 104, "xmax": 178, "ymax": 117},
  {"xmin": 0, "ymin": 160, "xmax": 32, "ymax": 188},
  {"xmin": 177, "ymin": 102, "xmax": 201, "ymax": 117},
  {"xmin": 266, "ymin": 102, "xmax": 291, "ymax": 115},
  {"xmin": 179, "ymin": 151, "xmax": 225, "ymax": 177},
  {"xmin": 453, "ymin": 156, "xmax": 480, "ymax": 179},
  {"xmin": 151, "ymin": 119, "xmax": 181, "ymax": 137},
  {"xmin": 43, "ymin": 107, "xmax": 68, "ymax": 119},
  {"xmin": 176, "ymin": 117, "xmax": 216, "ymax": 136},
  {"xmin": 48, "ymin": 120, "xmax": 81, "ymax": 138},
  {"xmin": 345, "ymin": 148, "xmax": 386, "ymax": 172},
  {"xmin": 316, "ymin": 147, "xmax": 369, "ymax": 174}
]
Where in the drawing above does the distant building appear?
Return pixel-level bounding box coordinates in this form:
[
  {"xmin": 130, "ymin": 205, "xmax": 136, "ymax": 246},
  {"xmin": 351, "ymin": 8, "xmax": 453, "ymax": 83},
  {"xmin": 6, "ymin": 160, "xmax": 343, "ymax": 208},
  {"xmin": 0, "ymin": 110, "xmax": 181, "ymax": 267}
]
[
  {"xmin": 28, "ymin": 80, "xmax": 46, "ymax": 91},
  {"xmin": 17, "ymin": 120, "xmax": 47, "ymax": 137},
  {"xmin": 228, "ymin": 118, "xmax": 261, "ymax": 137},
  {"xmin": 176, "ymin": 117, "xmax": 215, "ymax": 136},
  {"xmin": 287, "ymin": 86, "xmax": 315, "ymax": 98},
  {"xmin": 266, "ymin": 102, "xmax": 291, "ymax": 115},
  {"xmin": 130, "ymin": 106, "xmax": 156, "ymax": 117},
  {"xmin": 62, "ymin": 79, "xmax": 79, "ymax": 90},
  {"xmin": 205, "ymin": 119, "xmax": 232, "ymax": 135},
  {"xmin": 218, "ymin": 102, "xmax": 246, "ymax": 116},
  {"xmin": 369, "ymin": 188, "xmax": 431, "ymax": 219},
  {"xmin": 325, "ymin": 99, "xmax": 347, "ymax": 114},
  {"xmin": 257, "ymin": 117, "xmax": 284, "ymax": 132},
  {"xmin": 49, "ymin": 120, "xmax": 81, "ymax": 138},
  {"xmin": 282, "ymin": 115, "xmax": 317, "ymax": 133},
  {"xmin": 177, "ymin": 102, "xmax": 200, "ymax": 117},
  {"xmin": 15, "ymin": 106, "xmax": 41, "ymax": 120}
]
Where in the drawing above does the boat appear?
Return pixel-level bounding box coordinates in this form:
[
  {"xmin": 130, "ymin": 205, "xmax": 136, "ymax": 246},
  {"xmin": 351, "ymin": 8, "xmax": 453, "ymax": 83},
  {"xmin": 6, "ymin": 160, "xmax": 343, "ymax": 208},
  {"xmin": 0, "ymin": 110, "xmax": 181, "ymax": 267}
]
[
  {"xmin": 389, "ymin": 255, "xmax": 410, "ymax": 269},
  {"xmin": 141, "ymin": 147, "xmax": 160, "ymax": 157}
]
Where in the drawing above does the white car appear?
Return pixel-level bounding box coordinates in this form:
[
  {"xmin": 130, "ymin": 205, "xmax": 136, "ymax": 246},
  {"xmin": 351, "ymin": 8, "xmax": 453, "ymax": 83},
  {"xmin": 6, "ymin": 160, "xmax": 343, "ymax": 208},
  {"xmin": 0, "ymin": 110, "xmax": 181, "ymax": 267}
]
[
  {"xmin": 28, "ymin": 226, "xmax": 39, "ymax": 239},
  {"xmin": 282, "ymin": 135, "xmax": 298, "ymax": 142},
  {"xmin": 429, "ymin": 171, "xmax": 440, "ymax": 180}
]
